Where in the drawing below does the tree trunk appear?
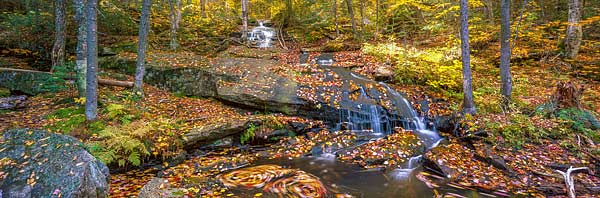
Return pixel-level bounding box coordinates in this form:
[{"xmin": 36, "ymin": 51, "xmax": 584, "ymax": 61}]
[
  {"xmin": 483, "ymin": 0, "xmax": 494, "ymax": 25},
  {"xmin": 345, "ymin": 0, "xmax": 357, "ymax": 37},
  {"xmin": 359, "ymin": 0, "xmax": 365, "ymax": 35},
  {"xmin": 86, "ymin": 0, "xmax": 98, "ymax": 121},
  {"xmin": 333, "ymin": 0, "xmax": 339, "ymax": 36},
  {"xmin": 74, "ymin": 0, "xmax": 87, "ymax": 97},
  {"xmin": 284, "ymin": 0, "xmax": 293, "ymax": 27},
  {"xmin": 460, "ymin": 0, "xmax": 476, "ymax": 115},
  {"xmin": 565, "ymin": 0, "xmax": 582, "ymax": 58},
  {"xmin": 200, "ymin": 0, "xmax": 206, "ymax": 18},
  {"xmin": 241, "ymin": 0, "xmax": 248, "ymax": 39},
  {"xmin": 500, "ymin": 0, "xmax": 513, "ymax": 108},
  {"xmin": 134, "ymin": 0, "xmax": 151, "ymax": 95},
  {"xmin": 375, "ymin": 0, "xmax": 379, "ymax": 36},
  {"xmin": 168, "ymin": 0, "xmax": 181, "ymax": 50},
  {"xmin": 51, "ymin": 0, "xmax": 66, "ymax": 72}
]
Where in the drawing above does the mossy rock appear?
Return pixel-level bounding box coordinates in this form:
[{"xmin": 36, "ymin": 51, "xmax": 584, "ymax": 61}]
[{"xmin": 0, "ymin": 129, "xmax": 110, "ymax": 197}]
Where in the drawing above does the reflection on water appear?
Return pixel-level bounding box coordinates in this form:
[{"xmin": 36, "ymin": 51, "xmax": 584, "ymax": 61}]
[{"xmin": 247, "ymin": 158, "xmax": 434, "ymax": 198}]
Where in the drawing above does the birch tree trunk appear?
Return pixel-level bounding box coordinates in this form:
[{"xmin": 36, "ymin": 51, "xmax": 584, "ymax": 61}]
[
  {"xmin": 168, "ymin": 0, "xmax": 181, "ymax": 50},
  {"xmin": 500, "ymin": 0, "xmax": 513, "ymax": 108},
  {"xmin": 345, "ymin": 0, "xmax": 357, "ymax": 37},
  {"xmin": 241, "ymin": 0, "xmax": 248, "ymax": 39},
  {"xmin": 134, "ymin": 0, "xmax": 151, "ymax": 95},
  {"xmin": 460, "ymin": 0, "xmax": 476, "ymax": 115},
  {"xmin": 51, "ymin": 0, "xmax": 66, "ymax": 71},
  {"xmin": 74, "ymin": 0, "xmax": 87, "ymax": 97},
  {"xmin": 86, "ymin": 0, "xmax": 98, "ymax": 121},
  {"xmin": 565, "ymin": 0, "xmax": 582, "ymax": 59}
]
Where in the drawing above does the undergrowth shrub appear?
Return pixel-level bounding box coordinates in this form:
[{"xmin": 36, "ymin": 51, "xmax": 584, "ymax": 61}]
[
  {"xmin": 0, "ymin": 11, "xmax": 54, "ymax": 66},
  {"xmin": 556, "ymin": 108, "xmax": 600, "ymax": 142},
  {"xmin": 86, "ymin": 118, "xmax": 183, "ymax": 167},
  {"xmin": 483, "ymin": 112, "xmax": 561, "ymax": 148},
  {"xmin": 362, "ymin": 43, "xmax": 462, "ymax": 91},
  {"xmin": 45, "ymin": 107, "xmax": 86, "ymax": 134}
]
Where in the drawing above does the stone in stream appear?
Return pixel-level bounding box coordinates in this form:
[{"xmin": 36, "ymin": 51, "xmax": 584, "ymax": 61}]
[
  {"xmin": 0, "ymin": 129, "xmax": 110, "ymax": 198},
  {"xmin": 138, "ymin": 178, "xmax": 183, "ymax": 198},
  {"xmin": 0, "ymin": 95, "xmax": 27, "ymax": 110}
]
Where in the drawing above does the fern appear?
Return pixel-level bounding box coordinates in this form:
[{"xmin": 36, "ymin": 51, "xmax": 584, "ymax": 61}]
[
  {"xmin": 85, "ymin": 118, "xmax": 183, "ymax": 167},
  {"xmin": 241, "ymin": 124, "xmax": 256, "ymax": 144}
]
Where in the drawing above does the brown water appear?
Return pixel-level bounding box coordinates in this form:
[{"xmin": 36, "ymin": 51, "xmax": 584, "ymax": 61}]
[{"xmin": 223, "ymin": 156, "xmax": 491, "ymax": 198}]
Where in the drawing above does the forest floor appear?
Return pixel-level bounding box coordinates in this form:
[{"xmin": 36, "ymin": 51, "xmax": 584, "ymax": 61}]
[{"xmin": 1, "ymin": 41, "xmax": 600, "ymax": 197}]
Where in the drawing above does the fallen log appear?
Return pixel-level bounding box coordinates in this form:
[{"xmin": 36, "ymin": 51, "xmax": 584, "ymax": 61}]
[{"xmin": 0, "ymin": 67, "xmax": 133, "ymax": 88}]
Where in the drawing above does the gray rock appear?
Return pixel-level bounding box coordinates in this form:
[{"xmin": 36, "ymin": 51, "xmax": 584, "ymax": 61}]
[
  {"xmin": 0, "ymin": 68, "xmax": 52, "ymax": 95},
  {"xmin": 0, "ymin": 95, "xmax": 27, "ymax": 110},
  {"xmin": 138, "ymin": 178, "xmax": 181, "ymax": 198},
  {"xmin": 183, "ymin": 117, "xmax": 262, "ymax": 148},
  {"xmin": 0, "ymin": 129, "xmax": 110, "ymax": 198}
]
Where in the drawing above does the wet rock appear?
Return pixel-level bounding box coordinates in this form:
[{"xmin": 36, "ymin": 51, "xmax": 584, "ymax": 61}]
[
  {"xmin": 138, "ymin": 178, "xmax": 183, "ymax": 198},
  {"xmin": 0, "ymin": 129, "xmax": 110, "ymax": 198},
  {"xmin": 0, "ymin": 95, "xmax": 27, "ymax": 110},
  {"xmin": 183, "ymin": 117, "xmax": 262, "ymax": 148},
  {"xmin": 202, "ymin": 136, "xmax": 234, "ymax": 149},
  {"xmin": 473, "ymin": 143, "xmax": 511, "ymax": 173},
  {"xmin": 101, "ymin": 56, "xmax": 421, "ymax": 131}
]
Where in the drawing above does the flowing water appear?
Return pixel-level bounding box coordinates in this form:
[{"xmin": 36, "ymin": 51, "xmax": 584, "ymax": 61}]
[
  {"xmin": 246, "ymin": 22, "xmax": 276, "ymax": 48},
  {"xmin": 213, "ymin": 53, "xmax": 484, "ymax": 197}
]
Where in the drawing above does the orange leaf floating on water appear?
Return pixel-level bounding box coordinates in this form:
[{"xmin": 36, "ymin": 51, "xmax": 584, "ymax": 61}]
[
  {"xmin": 217, "ymin": 165, "xmax": 291, "ymax": 189},
  {"xmin": 263, "ymin": 171, "xmax": 328, "ymax": 198}
]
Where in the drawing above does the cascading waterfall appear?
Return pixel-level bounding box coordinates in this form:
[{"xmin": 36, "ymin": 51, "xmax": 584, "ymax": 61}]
[
  {"xmin": 247, "ymin": 21, "xmax": 275, "ymax": 48},
  {"xmin": 311, "ymin": 53, "xmax": 442, "ymax": 180},
  {"xmin": 369, "ymin": 104, "xmax": 382, "ymax": 135}
]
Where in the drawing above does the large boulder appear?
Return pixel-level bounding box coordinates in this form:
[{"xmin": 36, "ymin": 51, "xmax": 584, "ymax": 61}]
[
  {"xmin": 0, "ymin": 129, "xmax": 109, "ymax": 198},
  {"xmin": 0, "ymin": 68, "xmax": 52, "ymax": 95},
  {"xmin": 99, "ymin": 55, "xmax": 425, "ymax": 134}
]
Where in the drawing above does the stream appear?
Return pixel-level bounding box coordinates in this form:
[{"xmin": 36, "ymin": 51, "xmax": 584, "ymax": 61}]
[{"xmin": 156, "ymin": 53, "xmax": 501, "ymax": 197}]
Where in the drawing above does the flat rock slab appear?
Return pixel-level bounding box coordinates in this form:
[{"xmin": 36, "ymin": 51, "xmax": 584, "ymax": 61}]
[{"xmin": 0, "ymin": 129, "xmax": 110, "ymax": 198}]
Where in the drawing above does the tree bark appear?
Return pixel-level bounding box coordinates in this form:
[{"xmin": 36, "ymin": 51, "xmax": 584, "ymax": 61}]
[
  {"xmin": 345, "ymin": 0, "xmax": 357, "ymax": 37},
  {"xmin": 375, "ymin": 0, "xmax": 379, "ymax": 36},
  {"xmin": 51, "ymin": 0, "xmax": 66, "ymax": 72},
  {"xmin": 460, "ymin": 0, "xmax": 476, "ymax": 115},
  {"xmin": 168, "ymin": 0, "xmax": 181, "ymax": 50},
  {"xmin": 500, "ymin": 0, "xmax": 513, "ymax": 108},
  {"xmin": 284, "ymin": 0, "xmax": 293, "ymax": 27},
  {"xmin": 241, "ymin": 0, "xmax": 248, "ymax": 39},
  {"xmin": 86, "ymin": 0, "xmax": 98, "ymax": 121},
  {"xmin": 74, "ymin": 0, "xmax": 87, "ymax": 97},
  {"xmin": 134, "ymin": 0, "xmax": 151, "ymax": 95},
  {"xmin": 333, "ymin": 0, "xmax": 339, "ymax": 36},
  {"xmin": 565, "ymin": 0, "xmax": 582, "ymax": 58},
  {"xmin": 200, "ymin": 0, "xmax": 206, "ymax": 18},
  {"xmin": 359, "ymin": 0, "xmax": 365, "ymax": 35},
  {"xmin": 483, "ymin": 0, "xmax": 494, "ymax": 25}
]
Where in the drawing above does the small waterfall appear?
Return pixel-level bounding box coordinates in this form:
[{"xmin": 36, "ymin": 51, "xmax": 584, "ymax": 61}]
[
  {"xmin": 246, "ymin": 21, "xmax": 275, "ymax": 48},
  {"xmin": 406, "ymin": 155, "xmax": 422, "ymax": 169},
  {"xmin": 379, "ymin": 82, "xmax": 441, "ymax": 148},
  {"xmin": 369, "ymin": 104, "xmax": 382, "ymax": 135},
  {"xmin": 316, "ymin": 53, "xmax": 441, "ymax": 149}
]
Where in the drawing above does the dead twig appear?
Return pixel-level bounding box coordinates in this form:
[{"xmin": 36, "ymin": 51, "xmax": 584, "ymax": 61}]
[{"xmin": 554, "ymin": 166, "xmax": 589, "ymax": 198}]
